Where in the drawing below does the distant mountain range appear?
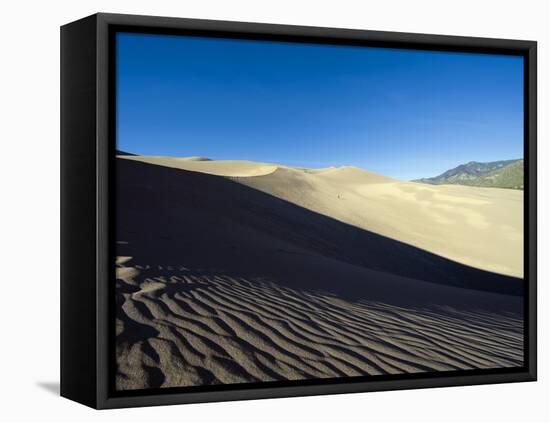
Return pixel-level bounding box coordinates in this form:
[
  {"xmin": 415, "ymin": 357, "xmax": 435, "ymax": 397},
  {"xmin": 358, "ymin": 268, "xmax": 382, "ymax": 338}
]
[{"xmin": 414, "ymin": 159, "xmax": 524, "ymax": 190}]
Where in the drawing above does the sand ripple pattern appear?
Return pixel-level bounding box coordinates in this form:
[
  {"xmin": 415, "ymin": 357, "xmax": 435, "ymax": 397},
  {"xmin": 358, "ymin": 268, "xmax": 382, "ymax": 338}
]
[{"xmin": 115, "ymin": 259, "xmax": 523, "ymax": 390}]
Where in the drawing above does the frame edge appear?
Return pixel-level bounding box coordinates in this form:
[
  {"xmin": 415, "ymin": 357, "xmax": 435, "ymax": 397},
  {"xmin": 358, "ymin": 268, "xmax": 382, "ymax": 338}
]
[
  {"xmin": 60, "ymin": 13, "xmax": 99, "ymax": 409},
  {"xmin": 89, "ymin": 12, "xmax": 537, "ymax": 409}
]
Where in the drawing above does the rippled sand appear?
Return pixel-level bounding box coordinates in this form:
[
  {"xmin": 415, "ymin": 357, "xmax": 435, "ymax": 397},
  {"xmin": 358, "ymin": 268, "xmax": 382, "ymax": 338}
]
[{"xmin": 116, "ymin": 260, "xmax": 523, "ymax": 389}]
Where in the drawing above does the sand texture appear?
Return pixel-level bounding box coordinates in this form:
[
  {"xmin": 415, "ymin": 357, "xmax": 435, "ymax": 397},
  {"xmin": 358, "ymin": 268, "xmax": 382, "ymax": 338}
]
[{"xmin": 115, "ymin": 157, "xmax": 524, "ymax": 390}]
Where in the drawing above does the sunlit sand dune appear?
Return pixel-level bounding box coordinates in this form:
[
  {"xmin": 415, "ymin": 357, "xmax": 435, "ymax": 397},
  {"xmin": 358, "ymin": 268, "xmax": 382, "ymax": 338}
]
[
  {"xmin": 115, "ymin": 157, "xmax": 523, "ymax": 390},
  {"xmin": 119, "ymin": 155, "xmax": 278, "ymax": 177},
  {"xmin": 238, "ymin": 166, "xmax": 523, "ymax": 278},
  {"xmin": 121, "ymin": 155, "xmax": 523, "ymax": 278}
]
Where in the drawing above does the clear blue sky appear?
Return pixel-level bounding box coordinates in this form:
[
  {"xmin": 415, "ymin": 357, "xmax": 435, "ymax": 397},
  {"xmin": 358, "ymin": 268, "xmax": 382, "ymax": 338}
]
[{"xmin": 116, "ymin": 32, "xmax": 524, "ymax": 180}]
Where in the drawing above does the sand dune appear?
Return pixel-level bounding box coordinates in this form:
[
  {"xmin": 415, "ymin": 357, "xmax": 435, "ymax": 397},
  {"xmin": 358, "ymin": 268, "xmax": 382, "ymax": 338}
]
[
  {"xmin": 121, "ymin": 155, "xmax": 523, "ymax": 278},
  {"xmin": 116, "ymin": 258, "xmax": 523, "ymax": 390},
  {"xmin": 237, "ymin": 167, "xmax": 523, "ymax": 278},
  {"xmin": 118, "ymin": 155, "xmax": 278, "ymax": 177},
  {"xmin": 115, "ymin": 158, "xmax": 523, "ymax": 390}
]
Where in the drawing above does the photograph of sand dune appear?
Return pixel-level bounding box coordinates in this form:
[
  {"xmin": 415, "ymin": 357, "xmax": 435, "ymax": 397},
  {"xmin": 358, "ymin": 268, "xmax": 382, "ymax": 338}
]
[{"xmin": 114, "ymin": 32, "xmax": 525, "ymax": 392}]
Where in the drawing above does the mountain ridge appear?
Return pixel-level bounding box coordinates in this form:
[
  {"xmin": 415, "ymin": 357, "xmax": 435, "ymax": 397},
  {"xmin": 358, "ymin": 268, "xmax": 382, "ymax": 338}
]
[{"xmin": 414, "ymin": 159, "xmax": 524, "ymax": 190}]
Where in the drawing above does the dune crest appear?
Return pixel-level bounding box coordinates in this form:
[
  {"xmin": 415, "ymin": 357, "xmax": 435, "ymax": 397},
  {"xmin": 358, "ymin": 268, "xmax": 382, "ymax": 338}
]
[
  {"xmin": 176, "ymin": 156, "xmax": 212, "ymax": 162},
  {"xmin": 119, "ymin": 155, "xmax": 278, "ymax": 177}
]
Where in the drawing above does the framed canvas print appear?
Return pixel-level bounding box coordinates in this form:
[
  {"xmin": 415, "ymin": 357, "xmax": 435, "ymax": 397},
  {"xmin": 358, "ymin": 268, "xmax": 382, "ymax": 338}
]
[{"xmin": 60, "ymin": 13, "xmax": 537, "ymax": 409}]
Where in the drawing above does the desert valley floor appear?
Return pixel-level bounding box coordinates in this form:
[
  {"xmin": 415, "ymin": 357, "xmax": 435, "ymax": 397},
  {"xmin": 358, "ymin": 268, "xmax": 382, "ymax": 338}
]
[{"xmin": 115, "ymin": 156, "xmax": 524, "ymax": 390}]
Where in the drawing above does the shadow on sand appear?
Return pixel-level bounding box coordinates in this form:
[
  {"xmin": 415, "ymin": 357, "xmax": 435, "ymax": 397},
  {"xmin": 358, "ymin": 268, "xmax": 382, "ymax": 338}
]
[
  {"xmin": 116, "ymin": 159, "xmax": 522, "ymax": 307},
  {"xmin": 36, "ymin": 381, "xmax": 60, "ymax": 396}
]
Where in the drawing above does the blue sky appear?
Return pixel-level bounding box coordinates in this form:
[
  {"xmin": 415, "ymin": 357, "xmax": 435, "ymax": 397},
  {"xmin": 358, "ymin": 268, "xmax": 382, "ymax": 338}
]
[{"xmin": 116, "ymin": 32, "xmax": 524, "ymax": 180}]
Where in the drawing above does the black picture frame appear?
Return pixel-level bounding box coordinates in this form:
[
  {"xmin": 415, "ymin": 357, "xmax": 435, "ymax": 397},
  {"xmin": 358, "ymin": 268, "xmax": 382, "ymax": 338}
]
[{"xmin": 60, "ymin": 12, "xmax": 537, "ymax": 409}]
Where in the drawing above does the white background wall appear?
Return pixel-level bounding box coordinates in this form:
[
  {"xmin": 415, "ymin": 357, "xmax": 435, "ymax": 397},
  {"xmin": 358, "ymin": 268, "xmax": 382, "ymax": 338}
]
[{"xmin": 1, "ymin": 0, "xmax": 546, "ymax": 421}]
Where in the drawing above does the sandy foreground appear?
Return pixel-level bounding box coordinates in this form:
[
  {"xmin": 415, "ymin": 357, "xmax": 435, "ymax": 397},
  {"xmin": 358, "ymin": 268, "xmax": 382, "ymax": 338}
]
[{"xmin": 115, "ymin": 156, "xmax": 524, "ymax": 390}]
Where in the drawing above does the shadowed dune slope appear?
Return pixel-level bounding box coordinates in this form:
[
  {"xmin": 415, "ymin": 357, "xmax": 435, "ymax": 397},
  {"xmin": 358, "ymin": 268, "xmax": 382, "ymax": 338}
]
[
  {"xmin": 120, "ymin": 155, "xmax": 523, "ymax": 277},
  {"xmin": 115, "ymin": 159, "xmax": 523, "ymax": 390},
  {"xmin": 116, "ymin": 159, "xmax": 521, "ymax": 297}
]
